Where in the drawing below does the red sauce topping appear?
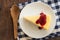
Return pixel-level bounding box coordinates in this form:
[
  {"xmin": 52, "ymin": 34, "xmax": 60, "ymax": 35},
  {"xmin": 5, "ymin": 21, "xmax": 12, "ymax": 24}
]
[{"xmin": 36, "ymin": 12, "xmax": 46, "ymax": 29}]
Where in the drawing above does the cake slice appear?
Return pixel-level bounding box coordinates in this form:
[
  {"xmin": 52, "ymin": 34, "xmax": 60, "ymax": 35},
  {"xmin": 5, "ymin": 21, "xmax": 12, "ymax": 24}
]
[{"xmin": 24, "ymin": 13, "xmax": 51, "ymax": 30}]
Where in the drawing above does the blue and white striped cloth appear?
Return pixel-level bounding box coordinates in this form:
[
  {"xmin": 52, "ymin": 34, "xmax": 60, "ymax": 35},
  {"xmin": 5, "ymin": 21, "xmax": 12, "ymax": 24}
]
[{"xmin": 17, "ymin": 0, "xmax": 60, "ymax": 40}]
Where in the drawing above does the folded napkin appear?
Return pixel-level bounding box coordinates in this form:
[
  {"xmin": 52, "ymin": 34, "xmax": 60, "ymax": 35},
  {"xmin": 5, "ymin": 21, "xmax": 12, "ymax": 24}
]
[{"xmin": 17, "ymin": 0, "xmax": 60, "ymax": 40}]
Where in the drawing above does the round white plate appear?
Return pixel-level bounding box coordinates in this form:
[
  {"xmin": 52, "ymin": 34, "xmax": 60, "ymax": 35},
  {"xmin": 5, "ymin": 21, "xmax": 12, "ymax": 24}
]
[{"xmin": 19, "ymin": 1, "xmax": 56, "ymax": 38}]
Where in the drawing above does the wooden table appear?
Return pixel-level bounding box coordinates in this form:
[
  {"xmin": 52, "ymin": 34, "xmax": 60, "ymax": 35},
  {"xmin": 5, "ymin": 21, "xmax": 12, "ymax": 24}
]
[{"xmin": 0, "ymin": 0, "xmax": 60, "ymax": 40}]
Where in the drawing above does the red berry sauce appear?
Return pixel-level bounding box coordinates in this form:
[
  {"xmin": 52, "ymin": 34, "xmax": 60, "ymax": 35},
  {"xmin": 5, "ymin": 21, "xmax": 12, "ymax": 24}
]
[{"xmin": 36, "ymin": 12, "xmax": 46, "ymax": 29}]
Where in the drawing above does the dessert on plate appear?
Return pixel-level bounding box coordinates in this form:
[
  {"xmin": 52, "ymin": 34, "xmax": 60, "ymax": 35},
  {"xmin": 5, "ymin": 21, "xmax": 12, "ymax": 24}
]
[{"xmin": 24, "ymin": 12, "xmax": 51, "ymax": 30}]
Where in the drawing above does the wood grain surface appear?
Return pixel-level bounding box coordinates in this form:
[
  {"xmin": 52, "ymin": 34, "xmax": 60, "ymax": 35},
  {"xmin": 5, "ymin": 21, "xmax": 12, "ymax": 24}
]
[{"xmin": 0, "ymin": 0, "xmax": 60, "ymax": 40}]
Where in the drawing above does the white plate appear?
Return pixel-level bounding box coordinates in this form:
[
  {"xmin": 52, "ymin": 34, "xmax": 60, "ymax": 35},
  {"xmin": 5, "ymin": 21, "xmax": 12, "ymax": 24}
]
[{"xmin": 19, "ymin": 1, "xmax": 56, "ymax": 38}]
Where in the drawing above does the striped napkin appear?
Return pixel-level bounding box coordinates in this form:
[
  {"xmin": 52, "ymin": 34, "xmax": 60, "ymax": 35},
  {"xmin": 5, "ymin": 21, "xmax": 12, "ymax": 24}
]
[{"xmin": 17, "ymin": 0, "xmax": 60, "ymax": 40}]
